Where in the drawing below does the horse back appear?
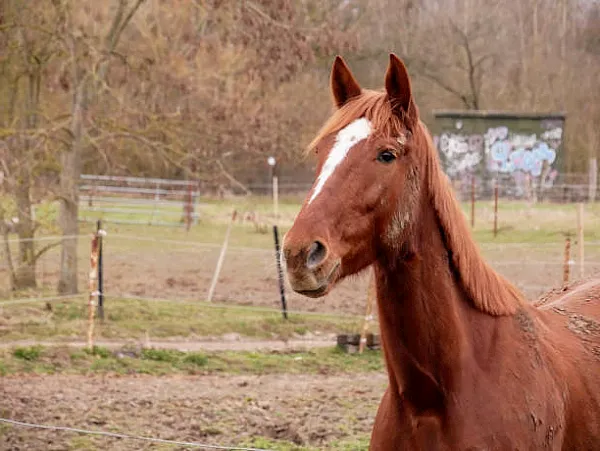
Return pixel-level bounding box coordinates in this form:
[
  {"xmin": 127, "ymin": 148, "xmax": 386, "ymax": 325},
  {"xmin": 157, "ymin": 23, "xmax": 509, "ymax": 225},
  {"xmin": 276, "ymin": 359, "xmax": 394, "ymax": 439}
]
[
  {"xmin": 536, "ymin": 276, "xmax": 600, "ymax": 351},
  {"xmin": 535, "ymin": 276, "xmax": 600, "ymax": 448}
]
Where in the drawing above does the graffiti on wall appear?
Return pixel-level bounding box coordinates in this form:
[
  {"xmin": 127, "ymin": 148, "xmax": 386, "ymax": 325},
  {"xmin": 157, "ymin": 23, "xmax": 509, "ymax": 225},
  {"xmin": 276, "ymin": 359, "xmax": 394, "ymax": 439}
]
[
  {"xmin": 436, "ymin": 133, "xmax": 483, "ymax": 177},
  {"xmin": 484, "ymin": 126, "xmax": 560, "ymax": 177},
  {"xmin": 435, "ymin": 123, "xmax": 562, "ymax": 195}
]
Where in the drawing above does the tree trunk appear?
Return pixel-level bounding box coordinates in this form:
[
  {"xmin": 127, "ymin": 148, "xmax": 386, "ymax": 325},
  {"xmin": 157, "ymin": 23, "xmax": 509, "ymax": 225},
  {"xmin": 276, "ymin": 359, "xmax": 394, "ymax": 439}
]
[
  {"xmin": 14, "ymin": 174, "xmax": 36, "ymax": 288},
  {"xmin": 57, "ymin": 0, "xmax": 146, "ymax": 294},
  {"xmin": 14, "ymin": 70, "xmax": 42, "ymax": 290},
  {"xmin": 57, "ymin": 81, "xmax": 85, "ymax": 295},
  {"xmin": 0, "ymin": 205, "xmax": 17, "ymax": 292},
  {"xmin": 57, "ymin": 149, "xmax": 81, "ymax": 294}
]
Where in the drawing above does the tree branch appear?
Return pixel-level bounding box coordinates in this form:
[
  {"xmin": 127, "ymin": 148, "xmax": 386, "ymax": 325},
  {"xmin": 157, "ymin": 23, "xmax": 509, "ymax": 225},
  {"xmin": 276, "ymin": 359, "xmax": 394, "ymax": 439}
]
[
  {"xmin": 419, "ymin": 69, "xmax": 473, "ymax": 109},
  {"xmin": 33, "ymin": 240, "xmax": 62, "ymax": 262},
  {"xmin": 463, "ymin": 34, "xmax": 479, "ymax": 109},
  {"xmin": 105, "ymin": 0, "xmax": 127, "ymax": 50},
  {"xmin": 215, "ymin": 160, "xmax": 252, "ymax": 195},
  {"xmin": 114, "ymin": 0, "xmax": 146, "ymax": 47},
  {"xmin": 245, "ymin": 1, "xmax": 292, "ymax": 30}
]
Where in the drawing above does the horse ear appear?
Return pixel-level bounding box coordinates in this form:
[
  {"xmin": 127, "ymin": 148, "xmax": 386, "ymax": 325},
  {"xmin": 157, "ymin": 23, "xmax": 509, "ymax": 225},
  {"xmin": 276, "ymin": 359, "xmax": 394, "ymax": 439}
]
[
  {"xmin": 330, "ymin": 56, "xmax": 362, "ymax": 108},
  {"xmin": 385, "ymin": 53, "xmax": 418, "ymax": 129}
]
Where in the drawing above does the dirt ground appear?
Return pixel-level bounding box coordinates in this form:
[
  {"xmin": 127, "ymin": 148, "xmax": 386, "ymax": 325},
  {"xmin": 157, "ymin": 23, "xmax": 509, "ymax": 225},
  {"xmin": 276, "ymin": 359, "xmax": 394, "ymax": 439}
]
[{"xmin": 1, "ymin": 372, "xmax": 387, "ymax": 450}]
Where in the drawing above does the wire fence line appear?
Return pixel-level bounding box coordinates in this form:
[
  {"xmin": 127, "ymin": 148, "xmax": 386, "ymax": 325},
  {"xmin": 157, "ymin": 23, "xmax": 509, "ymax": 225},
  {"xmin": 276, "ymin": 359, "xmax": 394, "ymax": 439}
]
[
  {"xmin": 3, "ymin": 232, "xmax": 600, "ymax": 249},
  {"xmin": 0, "ymin": 418, "xmax": 273, "ymax": 451},
  {"xmin": 108, "ymin": 234, "xmax": 274, "ymax": 253},
  {"xmin": 0, "ymin": 284, "xmax": 559, "ymax": 311},
  {"xmin": 2, "ymin": 227, "xmax": 598, "ymax": 319},
  {"xmin": 2, "ymin": 233, "xmax": 272, "ymax": 253},
  {"xmin": 4, "ymin": 234, "xmax": 83, "ymax": 244},
  {"xmin": 106, "ymin": 233, "xmax": 600, "ymax": 252},
  {"xmin": 112, "ymin": 293, "xmax": 369, "ymax": 319},
  {"xmin": 78, "ymin": 172, "xmax": 600, "ymax": 198},
  {"xmin": 0, "ymin": 293, "xmax": 81, "ymax": 306},
  {"xmin": 491, "ymin": 260, "xmax": 600, "ymax": 266}
]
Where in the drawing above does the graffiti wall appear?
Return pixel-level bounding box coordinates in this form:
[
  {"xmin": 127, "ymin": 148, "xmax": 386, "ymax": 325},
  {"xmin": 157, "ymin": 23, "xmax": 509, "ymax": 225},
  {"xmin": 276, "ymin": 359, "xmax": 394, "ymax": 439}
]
[{"xmin": 432, "ymin": 111, "xmax": 565, "ymax": 198}]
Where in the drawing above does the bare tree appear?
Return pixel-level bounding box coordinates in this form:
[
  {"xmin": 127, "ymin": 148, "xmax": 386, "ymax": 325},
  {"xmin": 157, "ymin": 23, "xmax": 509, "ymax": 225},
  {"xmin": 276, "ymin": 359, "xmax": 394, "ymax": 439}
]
[
  {"xmin": 0, "ymin": 0, "xmax": 64, "ymax": 290},
  {"xmin": 56, "ymin": 0, "xmax": 146, "ymax": 294}
]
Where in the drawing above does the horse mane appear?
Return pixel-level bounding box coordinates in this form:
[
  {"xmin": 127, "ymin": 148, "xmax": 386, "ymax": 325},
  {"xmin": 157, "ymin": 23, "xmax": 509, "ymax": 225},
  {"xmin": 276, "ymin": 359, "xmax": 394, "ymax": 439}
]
[
  {"xmin": 308, "ymin": 89, "xmax": 524, "ymax": 316},
  {"xmin": 417, "ymin": 122, "xmax": 525, "ymax": 316}
]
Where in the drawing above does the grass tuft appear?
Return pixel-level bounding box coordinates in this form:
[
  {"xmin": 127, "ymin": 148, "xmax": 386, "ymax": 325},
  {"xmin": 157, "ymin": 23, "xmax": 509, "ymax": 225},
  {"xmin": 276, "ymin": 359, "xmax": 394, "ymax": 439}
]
[
  {"xmin": 12, "ymin": 345, "xmax": 43, "ymax": 361},
  {"xmin": 0, "ymin": 345, "xmax": 383, "ymax": 377}
]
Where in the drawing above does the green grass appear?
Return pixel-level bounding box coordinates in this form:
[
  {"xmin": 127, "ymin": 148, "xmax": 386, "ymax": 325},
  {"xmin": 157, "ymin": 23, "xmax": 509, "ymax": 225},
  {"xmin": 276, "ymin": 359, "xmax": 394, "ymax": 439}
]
[
  {"xmin": 80, "ymin": 194, "xmax": 303, "ymax": 225},
  {"xmin": 15, "ymin": 196, "xmax": 600, "ymax": 250},
  {"xmin": 77, "ymin": 194, "xmax": 302, "ymax": 249},
  {"xmin": 329, "ymin": 437, "xmax": 371, "ymax": 451},
  {"xmin": 0, "ymin": 345, "xmax": 384, "ymax": 376},
  {"xmin": 460, "ymin": 200, "xmax": 600, "ymax": 243},
  {"xmin": 0, "ymin": 297, "xmax": 363, "ymax": 342},
  {"xmin": 84, "ymin": 198, "xmax": 600, "ymax": 247},
  {"xmin": 12, "ymin": 345, "xmax": 44, "ymax": 361},
  {"xmin": 105, "ymin": 220, "xmax": 284, "ymax": 249},
  {"xmin": 86, "ymin": 204, "xmax": 600, "ymax": 253},
  {"xmin": 241, "ymin": 438, "xmax": 314, "ymax": 451}
]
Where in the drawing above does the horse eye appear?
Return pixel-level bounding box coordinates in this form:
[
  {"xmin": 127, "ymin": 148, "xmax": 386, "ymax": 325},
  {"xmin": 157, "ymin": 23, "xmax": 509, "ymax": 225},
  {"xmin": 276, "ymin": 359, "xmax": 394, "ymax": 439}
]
[{"xmin": 376, "ymin": 150, "xmax": 396, "ymax": 164}]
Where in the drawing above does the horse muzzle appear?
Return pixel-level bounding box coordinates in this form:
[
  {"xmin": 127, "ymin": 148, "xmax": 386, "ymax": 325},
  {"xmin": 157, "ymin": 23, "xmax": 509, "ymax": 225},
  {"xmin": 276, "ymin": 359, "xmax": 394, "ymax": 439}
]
[{"xmin": 282, "ymin": 239, "xmax": 341, "ymax": 298}]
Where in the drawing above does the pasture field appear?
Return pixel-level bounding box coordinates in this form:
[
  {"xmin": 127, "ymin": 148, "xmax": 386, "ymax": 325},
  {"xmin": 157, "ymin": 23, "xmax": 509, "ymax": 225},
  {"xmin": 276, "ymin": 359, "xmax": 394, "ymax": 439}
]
[
  {"xmin": 1, "ymin": 196, "xmax": 600, "ymax": 450},
  {"xmin": 2, "ymin": 196, "xmax": 600, "ymax": 311}
]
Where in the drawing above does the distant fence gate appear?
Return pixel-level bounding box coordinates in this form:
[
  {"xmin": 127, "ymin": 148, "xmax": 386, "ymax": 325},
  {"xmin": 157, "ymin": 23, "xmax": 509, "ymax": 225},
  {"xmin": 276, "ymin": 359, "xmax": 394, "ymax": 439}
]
[{"xmin": 79, "ymin": 174, "xmax": 200, "ymax": 227}]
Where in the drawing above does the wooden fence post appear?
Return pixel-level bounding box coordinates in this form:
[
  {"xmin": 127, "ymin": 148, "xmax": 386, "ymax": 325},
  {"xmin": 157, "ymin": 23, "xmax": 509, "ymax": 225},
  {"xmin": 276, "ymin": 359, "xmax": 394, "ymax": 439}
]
[
  {"xmin": 470, "ymin": 175, "xmax": 475, "ymax": 229},
  {"xmin": 88, "ymin": 232, "xmax": 100, "ymax": 349},
  {"xmin": 525, "ymin": 173, "xmax": 534, "ymax": 212},
  {"xmin": 272, "ymin": 225, "xmax": 288, "ymax": 320},
  {"xmin": 273, "ymin": 175, "xmax": 279, "ymax": 220},
  {"xmin": 589, "ymin": 157, "xmax": 597, "ymax": 203},
  {"xmin": 359, "ymin": 270, "xmax": 376, "ymax": 354},
  {"xmin": 563, "ymin": 237, "xmax": 571, "ymax": 287},
  {"xmin": 207, "ymin": 209, "xmax": 236, "ymax": 302},
  {"xmin": 577, "ymin": 203, "xmax": 585, "ymax": 279},
  {"xmin": 493, "ymin": 180, "xmax": 499, "ymax": 237},
  {"xmin": 184, "ymin": 180, "xmax": 193, "ymax": 232},
  {"xmin": 96, "ymin": 220, "xmax": 105, "ymax": 321}
]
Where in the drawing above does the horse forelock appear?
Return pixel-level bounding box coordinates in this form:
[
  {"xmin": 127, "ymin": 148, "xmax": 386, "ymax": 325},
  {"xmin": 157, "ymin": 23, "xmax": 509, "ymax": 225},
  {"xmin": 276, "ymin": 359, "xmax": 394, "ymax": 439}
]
[{"xmin": 307, "ymin": 89, "xmax": 406, "ymax": 154}]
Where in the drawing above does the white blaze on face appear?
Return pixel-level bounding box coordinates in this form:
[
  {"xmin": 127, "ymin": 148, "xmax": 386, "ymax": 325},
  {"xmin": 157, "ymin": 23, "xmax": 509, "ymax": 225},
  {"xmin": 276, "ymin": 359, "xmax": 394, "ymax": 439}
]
[{"xmin": 308, "ymin": 117, "xmax": 373, "ymax": 205}]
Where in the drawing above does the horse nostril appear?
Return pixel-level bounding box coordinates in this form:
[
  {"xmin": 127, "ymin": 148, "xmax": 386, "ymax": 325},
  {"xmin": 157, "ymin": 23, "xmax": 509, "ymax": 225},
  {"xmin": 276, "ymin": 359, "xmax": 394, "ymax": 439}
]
[{"xmin": 307, "ymin": 241, "xmax": 327, "ymax": 269}]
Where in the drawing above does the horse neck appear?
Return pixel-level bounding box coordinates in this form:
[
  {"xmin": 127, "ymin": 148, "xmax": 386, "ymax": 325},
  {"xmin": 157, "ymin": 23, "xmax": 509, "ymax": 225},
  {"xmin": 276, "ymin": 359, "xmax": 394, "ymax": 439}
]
[
  {"xmin": 374, "ymin": 160, "xmax": 522, "ymax": 396},
  {"xmin": 374, "ymin": 197, "xmax": 473, "ymax": 394}
]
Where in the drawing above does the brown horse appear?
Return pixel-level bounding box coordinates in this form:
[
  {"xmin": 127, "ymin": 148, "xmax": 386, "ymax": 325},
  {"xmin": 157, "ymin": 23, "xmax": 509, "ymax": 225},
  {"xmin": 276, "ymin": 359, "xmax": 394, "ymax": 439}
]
[{"xmin": 282, "ymin": 54, "xmax": 600, "ymax": 450}]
